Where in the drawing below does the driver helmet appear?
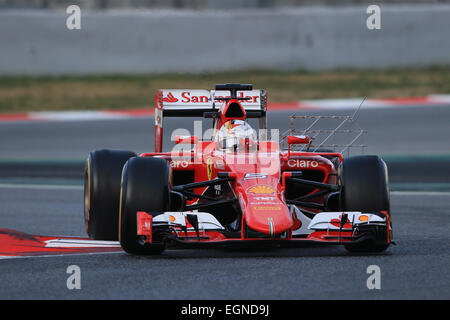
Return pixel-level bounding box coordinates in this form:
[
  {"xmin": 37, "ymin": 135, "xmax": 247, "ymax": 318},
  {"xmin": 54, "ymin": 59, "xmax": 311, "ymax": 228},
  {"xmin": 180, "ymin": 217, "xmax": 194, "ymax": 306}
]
[{"xmin": 215, "ymin": 120, "xmax": 257, "ymax": 152}]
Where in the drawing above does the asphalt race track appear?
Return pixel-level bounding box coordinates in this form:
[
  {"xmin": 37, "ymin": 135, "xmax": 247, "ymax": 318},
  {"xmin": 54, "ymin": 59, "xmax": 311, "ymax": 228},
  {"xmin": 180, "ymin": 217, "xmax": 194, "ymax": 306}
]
[
  {"xmin": 0, "ymin": 185, "xmax": 449, "ymax": 299},
  {"xmin": 0, "ymin": 106, "xmax": 450, "ymax": 299}
]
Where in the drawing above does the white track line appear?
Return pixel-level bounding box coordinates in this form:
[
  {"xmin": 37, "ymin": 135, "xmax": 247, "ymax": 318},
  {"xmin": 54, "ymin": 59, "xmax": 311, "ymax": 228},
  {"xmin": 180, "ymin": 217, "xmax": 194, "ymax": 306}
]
[
  {"xmin": 0, "ymin": 183, "xmax": 82, "ymax": 190},
  {"xmin": 391, "ymin": 191, "xmax": 450, "ymax": 196},
  {"xmin": 0, "ymin": 250, "xmax": 124, "ymax": 260},
  {"xmin": 44, "ymin": 239, "xmax": 120, "ymax": 248}
]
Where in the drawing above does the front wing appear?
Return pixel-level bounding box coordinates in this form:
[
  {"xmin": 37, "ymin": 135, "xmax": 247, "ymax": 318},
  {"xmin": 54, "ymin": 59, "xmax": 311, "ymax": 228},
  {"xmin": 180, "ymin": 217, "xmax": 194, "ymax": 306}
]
[{"xmin": 136, "ymin": 208, "xmax": 392, "ymax": 248}]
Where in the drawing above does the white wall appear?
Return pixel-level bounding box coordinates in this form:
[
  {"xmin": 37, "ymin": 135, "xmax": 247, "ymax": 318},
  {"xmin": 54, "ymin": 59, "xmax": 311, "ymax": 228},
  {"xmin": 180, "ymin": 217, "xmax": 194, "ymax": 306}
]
[{"xmin": 0, "ymin": 5, "xmax": 449, "ymax": 75}]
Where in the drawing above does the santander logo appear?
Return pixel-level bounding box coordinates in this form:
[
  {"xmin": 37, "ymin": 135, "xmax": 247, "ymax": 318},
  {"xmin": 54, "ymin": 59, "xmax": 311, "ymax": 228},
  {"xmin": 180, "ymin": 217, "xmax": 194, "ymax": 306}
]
[
  {"xmin": 161, "ymin": 90, "xmax": 259, "ymax": 104},
  {"xmin": 162, "ymin": 92, "xmax": 178, "ymax": 103}
]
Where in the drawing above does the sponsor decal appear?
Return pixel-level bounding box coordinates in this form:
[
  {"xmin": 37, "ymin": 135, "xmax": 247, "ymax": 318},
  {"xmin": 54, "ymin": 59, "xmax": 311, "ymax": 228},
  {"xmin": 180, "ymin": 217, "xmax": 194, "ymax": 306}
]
[
  {"xmin": 206, "ymin": 157, "xmax": 213, "ymax": 180},
  {"xmin": 247, "ymin": 185, "xmax": 276, "ymax": 195},
  {"xmin": 249, "ymin": 201, "xmax": 280, "ymax": 205},
  {"xmin": 180, "ymin": 91, "xmax": 209, "ymax": 103},
  {"xmin": 162, "ymin": 92, "xmax": 178, "ymax": 103},
  {"xmin": 287, "ymin": 159, "xmax": 319, "ymax": 168},
  {"xmin": 253, "ymin": 196, "xmax": 276, "ymax": 201},
  {"xmin": 359, "ymin": 215, "xmax": 369, "ymax": 222},
  {"xmin": 160, "ymin": 90, "xmax": 213, "ymax": 107},
  {"xmin": 254, "ymin": 206, "xmax": 282, "ymax": 211},
  {"xmin": 170, "ymin": 160, "xmax": 190, "ymax": 168},
  {"xmin": 243, "ymin": 173, "xmax": 268, "ymax": 180},
  {"xmin": 215, "ymin": 92, "xmax": 259, "ymax": 104}
]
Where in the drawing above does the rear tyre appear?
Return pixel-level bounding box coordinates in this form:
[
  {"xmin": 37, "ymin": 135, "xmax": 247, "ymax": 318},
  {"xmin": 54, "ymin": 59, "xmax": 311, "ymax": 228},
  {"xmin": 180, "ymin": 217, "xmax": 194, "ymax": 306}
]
[
  {"xmin": 84, "ymin": 149, "xmax": 136, "ymax": 240},
  {"xmin": 119, "ymin": 157, "xmax": 171, "ymax": 255},
  {"xmin": 339, "ymin": 155, "xmax": 392, "ymax": 253}
]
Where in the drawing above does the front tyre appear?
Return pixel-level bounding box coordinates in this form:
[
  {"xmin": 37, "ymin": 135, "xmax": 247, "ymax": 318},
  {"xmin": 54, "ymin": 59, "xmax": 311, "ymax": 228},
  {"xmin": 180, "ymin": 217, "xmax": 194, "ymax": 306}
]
[
  {"xmin": 339, "ymin": 155, "xmax": 392, "ymax": 253},
  {"xmin": 84, "ymin": 149, "xmax": 136, "ymax": 240},
  {"xmin": 119, "ymin": 157, "xmax": 171, "ymax": 255}
]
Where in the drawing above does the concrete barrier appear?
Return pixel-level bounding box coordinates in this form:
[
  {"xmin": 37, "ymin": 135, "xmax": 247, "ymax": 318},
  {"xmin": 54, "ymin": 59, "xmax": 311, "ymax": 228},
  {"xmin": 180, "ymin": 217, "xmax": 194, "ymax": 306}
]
[{"xmin": 0, "ymin": 5, "xmax": 449, "ymax": 75}]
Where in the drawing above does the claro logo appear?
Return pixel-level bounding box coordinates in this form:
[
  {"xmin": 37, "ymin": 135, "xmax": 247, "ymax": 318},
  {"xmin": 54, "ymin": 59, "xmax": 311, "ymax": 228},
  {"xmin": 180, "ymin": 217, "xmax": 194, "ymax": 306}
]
[
  {"xmin": 287, "ymin": 159, "xmax": 319, "ymax": 168},
  {"xmin": 170, "ymin": 160, "xmax": 190, "ymax": 168}
]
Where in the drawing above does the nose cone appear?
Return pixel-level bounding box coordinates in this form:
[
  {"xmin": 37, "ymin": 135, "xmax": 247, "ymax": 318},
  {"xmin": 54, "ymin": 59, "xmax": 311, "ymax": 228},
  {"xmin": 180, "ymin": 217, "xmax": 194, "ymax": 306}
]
[{"xmin": 244, "ymin": 192, "xmax": 293, "ymax": 236}]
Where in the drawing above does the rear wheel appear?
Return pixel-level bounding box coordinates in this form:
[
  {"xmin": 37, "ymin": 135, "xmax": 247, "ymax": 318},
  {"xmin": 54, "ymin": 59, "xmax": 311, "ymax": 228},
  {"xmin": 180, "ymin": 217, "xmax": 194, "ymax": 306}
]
[
  {"xmin": 119, "ymin": 157, "xmax": 171, "ymax": 255},
  {"xmin": 84, "ymin": 149, "xmax": 136, "ymax": 240},
  {"xmin": 339, "ymin": 155, "xmax": 392, "ymax": 253}
]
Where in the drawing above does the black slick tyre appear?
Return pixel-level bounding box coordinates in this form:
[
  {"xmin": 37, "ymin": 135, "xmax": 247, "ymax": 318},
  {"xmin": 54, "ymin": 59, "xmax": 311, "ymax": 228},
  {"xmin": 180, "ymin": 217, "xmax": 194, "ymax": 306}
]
[
  {"xmin": 339, "ymin": 155, "xmax": 392, "ymax": 253},
  {"xmin": 84, "ymin": 149, "xmax": 136, "ymax": 240},
  {"xmin": 119, "ymin": 157, "xmax": 171, "ymax": 255}
]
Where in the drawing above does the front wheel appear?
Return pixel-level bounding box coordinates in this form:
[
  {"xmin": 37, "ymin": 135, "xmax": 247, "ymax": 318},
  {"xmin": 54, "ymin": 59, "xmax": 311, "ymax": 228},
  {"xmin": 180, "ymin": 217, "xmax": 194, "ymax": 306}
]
[
  {"xmin": 119, "ymin": 157, "xmax": 171, "ymax": 255},
  {"xmin": 84, "ymin": 149, "xmax": 136, "ymax": 240},
  {"xmin": 339, "ymin": 155, "xmax": 392, "ymax": 253}
]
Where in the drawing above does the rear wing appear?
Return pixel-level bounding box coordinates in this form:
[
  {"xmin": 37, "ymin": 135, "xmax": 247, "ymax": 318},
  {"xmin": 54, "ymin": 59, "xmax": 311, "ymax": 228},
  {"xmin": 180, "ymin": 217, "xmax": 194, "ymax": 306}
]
[{"xmin": 154, "ymin": 86, "xmax": 267, "ymax": 152}]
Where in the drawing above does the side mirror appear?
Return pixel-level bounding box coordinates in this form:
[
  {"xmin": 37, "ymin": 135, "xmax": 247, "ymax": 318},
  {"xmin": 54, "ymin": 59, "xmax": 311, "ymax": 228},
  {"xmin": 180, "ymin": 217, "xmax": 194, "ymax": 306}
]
[
  {"xmin": 287, "ymin": 135, "xmax": 310, "ymax": 145},
  {"xmin": 286, "ymin": 135, "xmax": 310, "ymax": 159}
]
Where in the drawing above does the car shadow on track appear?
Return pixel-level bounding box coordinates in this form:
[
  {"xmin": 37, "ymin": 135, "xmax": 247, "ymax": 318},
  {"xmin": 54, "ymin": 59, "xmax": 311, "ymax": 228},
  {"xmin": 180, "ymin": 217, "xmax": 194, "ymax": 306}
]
[{"xmin": 119, "ymin": 245, "xmax": 393, "ymax": 260}]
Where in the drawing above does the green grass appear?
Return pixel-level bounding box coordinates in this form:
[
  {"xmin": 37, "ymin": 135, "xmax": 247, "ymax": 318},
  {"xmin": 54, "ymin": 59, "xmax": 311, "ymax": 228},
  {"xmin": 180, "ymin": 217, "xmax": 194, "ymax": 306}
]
[{"xmin": 1, "ymin": 66, "xmax": 449, "ymax": 113}]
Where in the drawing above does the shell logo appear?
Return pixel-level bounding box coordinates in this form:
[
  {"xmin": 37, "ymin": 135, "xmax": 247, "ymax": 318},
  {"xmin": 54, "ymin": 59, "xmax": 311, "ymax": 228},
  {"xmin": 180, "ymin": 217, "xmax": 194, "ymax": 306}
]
[
  {"xmin": 358, "ymin": 215, "xmax": 369, "ymax": 222},
  {"xmin": 206, "ymin": 157, "xmax": 213, "ymax": 180},
  {"xmin": 247, "ymin": 185, "xmax": 276, "ymax": 195}
]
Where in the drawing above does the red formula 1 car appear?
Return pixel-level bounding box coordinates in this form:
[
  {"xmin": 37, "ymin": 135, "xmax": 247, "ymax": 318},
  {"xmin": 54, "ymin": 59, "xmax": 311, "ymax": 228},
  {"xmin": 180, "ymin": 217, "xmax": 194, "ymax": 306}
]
[{"xmin": 84, "ymin": 84, "xmax": 393, "ymax": 255}]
